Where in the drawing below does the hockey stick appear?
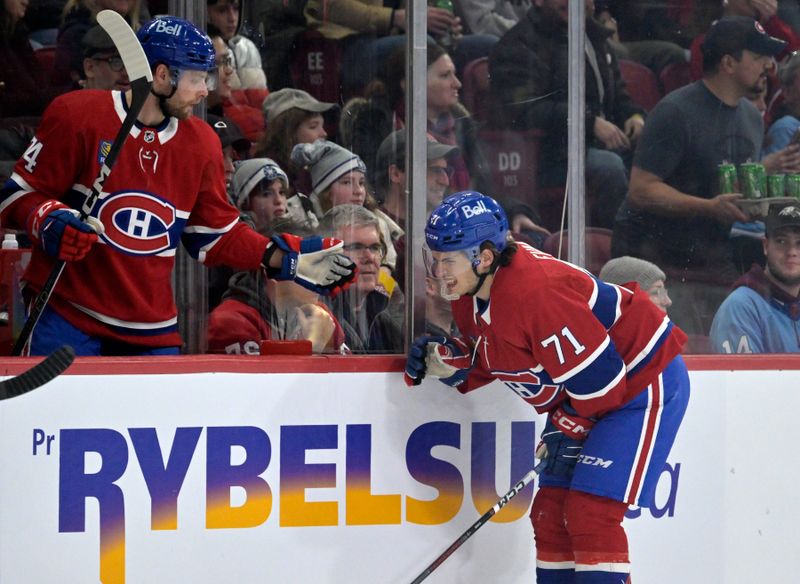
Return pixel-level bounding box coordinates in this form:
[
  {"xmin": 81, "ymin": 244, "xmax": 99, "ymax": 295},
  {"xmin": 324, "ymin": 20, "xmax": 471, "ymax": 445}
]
[
  {"xmin": 11, "ymin": 10, "xmax": 153, "ymax": 356},
  {"xmin": 409, "ymin": 461, "xmax": 545, "ymax": 584},
  {"xmin": 0, "ymin": 345, "xmax": 75, "ymax": 400}
]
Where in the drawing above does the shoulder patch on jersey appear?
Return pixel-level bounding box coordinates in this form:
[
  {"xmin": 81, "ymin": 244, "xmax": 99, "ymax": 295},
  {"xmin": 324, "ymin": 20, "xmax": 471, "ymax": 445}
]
[{"xmin": 97, "ymin": 140, "xmax": 112, "ymax": 165}]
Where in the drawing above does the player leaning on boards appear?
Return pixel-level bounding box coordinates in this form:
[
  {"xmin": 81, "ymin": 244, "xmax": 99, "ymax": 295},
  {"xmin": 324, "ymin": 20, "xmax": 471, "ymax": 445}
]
[
  {"xmin": 405, "ymin": 192, "xmax": 691, "ymax": 584},
  {"xmin": 0, "ymin": 16, "xmax": 355, "ymax": 356}
]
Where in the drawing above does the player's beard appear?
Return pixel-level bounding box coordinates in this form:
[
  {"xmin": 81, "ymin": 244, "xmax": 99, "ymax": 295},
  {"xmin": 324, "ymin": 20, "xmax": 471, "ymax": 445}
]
[{"xmin": 160, "ymin": 94, "xmax": 193, "ymax": 120}]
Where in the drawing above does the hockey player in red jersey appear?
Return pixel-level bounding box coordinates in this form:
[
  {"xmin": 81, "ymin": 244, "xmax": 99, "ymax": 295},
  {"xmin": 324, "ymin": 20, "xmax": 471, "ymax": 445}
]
[
  {"xmin": 405, "ymin": 192, "xmax": 690, "ymax": 584},
  {"xmin": 0, "ymin": 16, "xmax": 356, "ymax": 356}
]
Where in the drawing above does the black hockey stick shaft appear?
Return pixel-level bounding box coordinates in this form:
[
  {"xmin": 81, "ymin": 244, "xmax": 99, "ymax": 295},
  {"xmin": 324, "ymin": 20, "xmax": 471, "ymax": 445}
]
[
  {"xmin": 409, "ymin": 463, "xmax": 543, "ymax": 584},
  {"xmin": 11, "ymin": 11, "xmax": 152, "ymax": 356},
  {"xmin": 0, "ymin": 345, "xmax": 75, "ymax": 399}
]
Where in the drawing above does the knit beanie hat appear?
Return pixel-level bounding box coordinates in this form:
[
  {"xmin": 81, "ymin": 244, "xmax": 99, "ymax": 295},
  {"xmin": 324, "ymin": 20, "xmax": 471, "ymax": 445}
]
[
  {"xmin": 290, "ymin": 139, "xmax": 367, "ymax": 197},
  {"xmin": 231, "ymin": 158, "xmax": 289, "ymax": 210},
  {"xmin": 599, "ymin": 256, "xmax": 666, "ymax": 290}
]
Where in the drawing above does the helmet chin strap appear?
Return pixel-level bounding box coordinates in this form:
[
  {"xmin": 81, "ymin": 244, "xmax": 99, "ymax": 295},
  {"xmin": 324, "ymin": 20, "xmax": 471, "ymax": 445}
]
[
  {"xmin": 151, "ymin": 74, "xmax": 178, "ymax": 118},
  {"xmin": 467, "ymin": 264, "xmax": 489, "ymax": 297}
]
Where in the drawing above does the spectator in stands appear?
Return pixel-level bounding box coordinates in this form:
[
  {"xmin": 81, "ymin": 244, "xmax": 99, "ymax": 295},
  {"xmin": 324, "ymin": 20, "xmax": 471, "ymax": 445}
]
[
  {"xmin": 206, "ymin": 113, "xmax": 251, "ymax": 196},
  {"xmin": 689, "ymin": 0, "xmax": 800, "ymax": 81},
  {"xmin": 595, "ymin": 1, "xmax": 688, "ymax": 76},
  {"xmin": 231, "ymin": 158, "xmax": 290, "ymax": 232},
  {"xmin": 319, "ymin": 204, "xmax": 403, "ymax": 353},
  {"xmin": 80, "ymin": 24, "xmax": 129, "ymax": 90},
  {"xmin": 207, "ymin": 0, "xmax": 267, "ymax": 89},
  {"xmin": 453, "ymin": 0, "xmax": 530, "ymax": 38},
  {"xmin": 765, "ymin": 52, "xmax": 800, "ymax": 154},
  {"xmin": 255, "ymin": 88, "xmax": 337, "ymax": 197},
  {"xmin": 710, "ymin": 202, "xmax": 800, "ymax": 353},
  {"xmin": 304, "ymin": 0, "xmax": 497, "ymax": 97},
  {"xmin": 207, "ymin": 25, "xmax": 265, "ymax": 145},
  {"xmin": 372, "ymin": 41, "xmax": 491, "ymax": 194},
  {"xmin": 1, "ymin": 0, "xmax": 58, "ymax": 117},
  {"xmin": 599, "ymin": 255, "xmax": 672, "ymax": 312},
  {"xmin": 489, "ymin": 0, "xmax": 643, "ymax": 229},
  {"xmin": 208, "ymin": 221, "xmax": 346, "ymax": 355},
  {"xmin": 54, "ymin": 0, "xmax": 141, "ymax": 87},
  {"xmin": 612, "ymin": 16, "xmax": 787, "ymax": 336}
]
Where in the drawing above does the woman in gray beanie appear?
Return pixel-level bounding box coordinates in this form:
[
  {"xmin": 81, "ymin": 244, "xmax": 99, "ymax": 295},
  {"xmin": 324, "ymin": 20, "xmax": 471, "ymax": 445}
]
[
  {"xmin": 291, "ymin": 139, "xmax": 403, "ymax": 273},
  {"xmin": 599, "ymin": 256, "xmax": 672, "ymax": 312}
]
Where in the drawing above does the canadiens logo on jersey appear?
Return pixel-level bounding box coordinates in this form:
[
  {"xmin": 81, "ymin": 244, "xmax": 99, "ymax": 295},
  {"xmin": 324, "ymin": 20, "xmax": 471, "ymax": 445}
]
[
  {"xmin": 491, "ymin": 369, "xmax": 563, "ymax": 409},
  {"xmin": 97, "ymin": 140, "xmax": 112, "ymax": 165},
  {"xmin": 95, "ymin": 191, "xmax": 180, "ymax": 255}
]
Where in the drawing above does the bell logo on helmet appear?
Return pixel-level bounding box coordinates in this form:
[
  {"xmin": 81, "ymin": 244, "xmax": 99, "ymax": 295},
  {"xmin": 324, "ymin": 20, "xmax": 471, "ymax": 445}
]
[
  {"xmin": 153, "ymin": 19, "xmax": 182, "ymax": 36},
  {"xmin": 461, "ymin": 200, "xmax": 490, "ymax": 219}
]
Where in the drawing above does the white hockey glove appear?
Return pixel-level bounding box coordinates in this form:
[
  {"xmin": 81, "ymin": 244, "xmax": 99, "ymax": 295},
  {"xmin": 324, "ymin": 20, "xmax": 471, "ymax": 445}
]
[{"xmin": 263, "ymin": 234, "xmax": 357, "ymax": 296}]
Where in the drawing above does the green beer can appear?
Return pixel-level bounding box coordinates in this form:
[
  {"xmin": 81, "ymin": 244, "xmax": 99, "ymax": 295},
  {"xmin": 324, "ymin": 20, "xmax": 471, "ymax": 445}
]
[
  {"xmin": 739, "ymin": 162, "xmax": 766, "ymax": 199},
  {"xmin": 787, "ymin": 174, "xmax": 800, "ymax": 199},
  {"xmin": 717, "ymin": 162, "xmax": 738, "ymax": 194},
  {"xmin": 768, "ymin": 174, "xmax": 786, "ymax": 198}
]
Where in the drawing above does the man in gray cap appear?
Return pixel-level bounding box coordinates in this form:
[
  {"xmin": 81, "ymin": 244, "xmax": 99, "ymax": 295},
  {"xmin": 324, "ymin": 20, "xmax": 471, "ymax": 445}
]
[
  {"xmin": 599, "ymin": 256, "xmax": 672, "ymax": 313},
  {"xmin": 711, "ymin": 202, "xmax": 800, "ymax": 353},
  {"xmin": 81, "ymin": 25, "xmax": 129, "ymax": 91},
  {"xmin": 613, "ymin": 15, "xmax": 790, "ymax": 336},
  {"xmin": 374, "ymin": 129, "xmax": 459, "ymax": 226}
]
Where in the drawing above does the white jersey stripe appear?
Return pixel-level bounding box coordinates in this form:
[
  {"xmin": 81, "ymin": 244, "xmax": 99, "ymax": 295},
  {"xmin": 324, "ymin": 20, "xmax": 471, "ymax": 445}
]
[
  {"xmin": 567, "ymin": 361, "xmax": 625, "ymax": 401},
  {"xmin": 71, "ymin": 302, "xmax": 177, "ymax": 330},
  {"xmin": 575, "ymin": 562, "xmax": 631, "ymax": 573},
  {"xmin": 536, "ymin": 560, "xmax": 576, "ymax": 570},
  {"xmin": 551, "ymin": 336, "xmax": 610, "ymax": 383},
  {"xmin": 627, "ymin": 314, "xmax": 670, "ymax": 371}
]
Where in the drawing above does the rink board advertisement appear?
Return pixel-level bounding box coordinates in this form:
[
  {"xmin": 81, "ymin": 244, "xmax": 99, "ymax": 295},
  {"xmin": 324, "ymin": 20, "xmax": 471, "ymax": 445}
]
[{"xmin": 0, "ymin": 365, "xmax": 797, "ymax": 583}]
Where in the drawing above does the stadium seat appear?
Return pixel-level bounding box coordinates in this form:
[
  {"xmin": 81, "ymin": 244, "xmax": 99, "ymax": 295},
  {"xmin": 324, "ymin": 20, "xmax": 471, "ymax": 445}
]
[
  {"xmin": 659, "ymin": 61, "xmax": 692, "ymax": 96},
  {"xmin": 542, "ymin": 227, "xmax": 613, "ymax": 276},
  {"xmin": 461, "ymin": 57, "xmax": 491, "ymax": 124},
  {"xmin": 33, "ymin": 46, "xmax": 57, "ymax": 78},
  {"xmin": 618, "ymin": 59, "xmax": 663, "ymax": 112}
]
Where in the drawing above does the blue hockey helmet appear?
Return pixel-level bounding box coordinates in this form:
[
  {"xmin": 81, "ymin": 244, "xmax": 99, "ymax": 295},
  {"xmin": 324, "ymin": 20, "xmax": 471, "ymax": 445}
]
[
  {"xmin": 425, "ymin": 191, "xmax": 509, "ymax": 259},
  {"xmin": 137, "ymin": 16, "xmax": 216, "ymax": 72}
]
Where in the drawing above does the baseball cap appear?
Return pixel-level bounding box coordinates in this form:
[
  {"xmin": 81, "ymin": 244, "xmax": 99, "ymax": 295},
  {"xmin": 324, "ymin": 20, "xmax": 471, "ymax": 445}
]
[
  {"xmin": 701, "ymin": 16, "xmax": 787, "ymax": 62},
  {"xmin": 373, "ymin": 130, "xmax": 459, "ymax": 187},
  {"xmin": 766, "ymin": 202, "xmax": 800, "ymax": 236},
  {"xmin": 262, "ymin": 88, "xmax": 337, "ymax": 124},
  {"xmin": 207, "ymin": 114, "xmax": 251, "ymax": 155},
  {"xmin": 82, "ymin": 25, "xmax": 118, "ymax": 58}
]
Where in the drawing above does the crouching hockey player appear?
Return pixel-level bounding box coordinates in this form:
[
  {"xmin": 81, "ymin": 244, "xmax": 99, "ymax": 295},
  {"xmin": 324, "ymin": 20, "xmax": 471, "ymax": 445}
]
[{"xmin": 405, "ymin": 191, "xmax": 690, "ymax": 583}]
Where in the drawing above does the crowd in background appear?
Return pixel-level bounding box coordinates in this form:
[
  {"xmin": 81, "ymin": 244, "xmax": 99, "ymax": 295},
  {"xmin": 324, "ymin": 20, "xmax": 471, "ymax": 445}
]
[{"xmin": 2, "ymin": 0, "xmax": 800, "ymax": 355}]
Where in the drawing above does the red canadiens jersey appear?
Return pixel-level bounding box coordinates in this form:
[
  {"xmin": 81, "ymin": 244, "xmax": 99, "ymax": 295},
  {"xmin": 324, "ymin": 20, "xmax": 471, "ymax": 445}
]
[
  {"xmin": 208, "ymin": 299, "xmax": 346, "ymax": 355},
  {"xmin": 0, "ymin": 90, "xmax": 269, "ymax": 347},
  {"xmin": 450, "ymin": 244, "xmax": 687, "ymax": 418}
]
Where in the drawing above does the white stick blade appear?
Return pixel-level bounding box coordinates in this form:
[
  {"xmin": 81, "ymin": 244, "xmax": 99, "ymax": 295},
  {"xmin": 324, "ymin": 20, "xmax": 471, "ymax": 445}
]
[{"xmin": 97, "ymin": 9, "xmax": 153, "ymax": 83}]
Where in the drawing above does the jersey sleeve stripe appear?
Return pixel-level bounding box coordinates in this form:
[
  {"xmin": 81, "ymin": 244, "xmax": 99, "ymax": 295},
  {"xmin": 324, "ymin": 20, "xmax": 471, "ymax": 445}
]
[
  {"xmin": 0, "ymin": 174, "xmax": 33, "ymax": 215},
  {"xmin": 551, "ymin": 335, "xmax": 611, "ymax": 383},
  {"xmin": 183, "ymin": 217, "xmax": 239, "ymax": 234},
  {"xmin": 590, "ymin": 280, "xmax": 623, "ymax": 330},
  {"xmin": 566, "ymin": 357, "xmax": 625, "ymax": 401}
]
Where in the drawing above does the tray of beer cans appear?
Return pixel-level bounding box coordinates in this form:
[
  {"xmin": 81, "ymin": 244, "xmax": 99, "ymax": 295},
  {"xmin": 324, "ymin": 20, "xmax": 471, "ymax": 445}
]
[{"xmin": 735, "ymin": 197, "xmax": 797, "ymax": 219}]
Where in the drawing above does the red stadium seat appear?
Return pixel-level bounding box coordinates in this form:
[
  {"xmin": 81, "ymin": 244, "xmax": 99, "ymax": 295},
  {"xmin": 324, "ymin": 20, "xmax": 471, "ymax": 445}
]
[
  {"xmin": 461, "ymin": 57, "xmax": 491, "ymax": 124},
  {"xmin": 618, "ymin": 59, "xmax": 663, "ymax": 112},
  {"xmin": 542, "ymin": 228, "xmax": 613, "ymax": 276},
  {"xmin": 659, "ymin": 61, "xmax": 692, "ymax": 96},
  {"xmin": 33, "ymin": 46, "xmax": 57, "ymax": 78}
]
